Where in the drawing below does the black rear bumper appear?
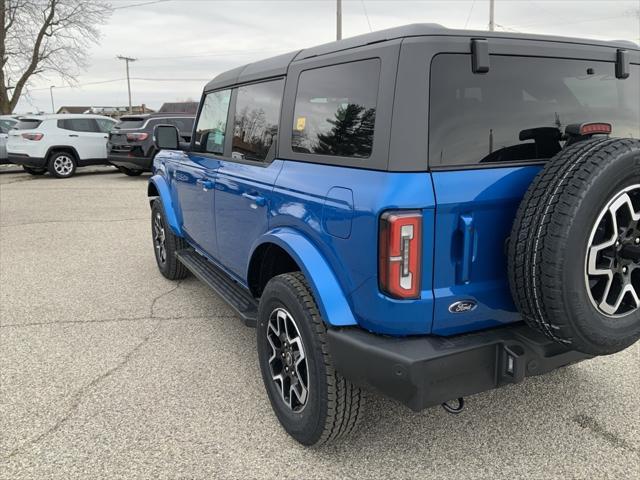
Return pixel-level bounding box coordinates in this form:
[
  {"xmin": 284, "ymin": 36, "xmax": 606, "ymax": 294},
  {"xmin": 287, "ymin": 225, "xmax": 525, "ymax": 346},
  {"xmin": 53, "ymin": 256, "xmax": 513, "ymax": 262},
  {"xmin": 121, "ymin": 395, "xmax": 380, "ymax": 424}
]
[
  {"xmin": 327, "ymin": 323, "xmax": 591, "ymax": 411},
  {"xmin": 7, "ymin": 153, "xmax": 45, "ymax": 168},
  {"xmin": 108, "ymin": 153, "xmax": 153, "ymax": 171}
]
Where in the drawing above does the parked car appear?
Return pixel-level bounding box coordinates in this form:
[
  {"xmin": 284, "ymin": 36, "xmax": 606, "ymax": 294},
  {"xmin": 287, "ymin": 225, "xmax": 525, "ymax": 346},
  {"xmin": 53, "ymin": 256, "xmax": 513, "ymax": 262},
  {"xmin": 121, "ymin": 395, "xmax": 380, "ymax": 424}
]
[
  {"xmin": 108, "ymin": 113, "xmax": 194, "ymax": 176},
  {"xmin": 0, "ymin": 115, "xmax": 18, "ymax": 164},
  {"xmin": 7, "ymin": 114, "xmax": 117, "ymax": 178},
  {"xmin": 148, "ymin": 24, "xmax": 640, "ymax": 446}
]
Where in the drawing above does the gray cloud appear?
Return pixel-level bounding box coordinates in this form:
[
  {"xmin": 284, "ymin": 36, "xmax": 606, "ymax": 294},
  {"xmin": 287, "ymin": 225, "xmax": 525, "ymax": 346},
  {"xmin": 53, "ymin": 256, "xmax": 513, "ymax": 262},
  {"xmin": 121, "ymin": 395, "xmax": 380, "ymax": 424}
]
[{"xmin": 17, "ymin": 0, "xmax": 640, "ymax": 113}]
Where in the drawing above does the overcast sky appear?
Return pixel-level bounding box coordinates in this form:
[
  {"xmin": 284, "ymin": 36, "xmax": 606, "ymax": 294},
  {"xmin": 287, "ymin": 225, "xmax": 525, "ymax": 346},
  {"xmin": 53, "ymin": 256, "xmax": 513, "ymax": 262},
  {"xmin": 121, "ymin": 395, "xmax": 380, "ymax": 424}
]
[{"xmin": 16, "ymin": 0, "xmax": 640, "ymax": 113}]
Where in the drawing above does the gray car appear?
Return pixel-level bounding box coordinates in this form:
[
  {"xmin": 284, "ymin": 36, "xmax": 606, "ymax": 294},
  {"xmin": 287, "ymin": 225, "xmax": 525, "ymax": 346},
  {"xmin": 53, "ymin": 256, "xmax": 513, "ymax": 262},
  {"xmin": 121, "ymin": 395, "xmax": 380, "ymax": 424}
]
[{"xmin": 0, "ymin": 116, "xmax": 18, "ymax": 164}]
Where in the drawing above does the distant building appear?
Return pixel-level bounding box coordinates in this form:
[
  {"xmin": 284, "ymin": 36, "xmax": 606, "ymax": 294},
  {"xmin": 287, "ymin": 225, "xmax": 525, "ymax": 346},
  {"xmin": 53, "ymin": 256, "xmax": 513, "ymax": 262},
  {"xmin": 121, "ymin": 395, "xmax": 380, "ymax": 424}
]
[
  {"xmin": 56, "ymin": 105, "xmax": 155, "ymax": 118},
  {"xmin": 159, "ymin": 102, "xmax": 199, "ymax": 114}
]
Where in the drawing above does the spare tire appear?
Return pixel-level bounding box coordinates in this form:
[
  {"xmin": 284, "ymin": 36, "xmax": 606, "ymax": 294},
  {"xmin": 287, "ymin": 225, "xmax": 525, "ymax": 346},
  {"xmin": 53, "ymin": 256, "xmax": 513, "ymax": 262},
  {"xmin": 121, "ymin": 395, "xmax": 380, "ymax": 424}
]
[{"xmin": 509, "ymin": 138, "xmax": 640, "ymax": 356}]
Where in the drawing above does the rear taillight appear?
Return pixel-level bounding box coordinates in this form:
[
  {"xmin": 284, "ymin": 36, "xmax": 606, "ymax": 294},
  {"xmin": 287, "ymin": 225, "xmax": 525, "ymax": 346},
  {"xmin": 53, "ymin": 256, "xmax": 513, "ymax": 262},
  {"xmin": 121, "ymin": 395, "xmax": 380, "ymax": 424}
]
[
  {"xmin": 580, "ymin": 123, "xmax": 612, "ymax": 135},
  {"xmin": 126, "ymin": 132, "xmax": 149, "ymax": 142},
  {"xmin": 21, "ymin": 133, "xmax": 43, "ymax": 141},
  {"xmin": 379, "ymin": 211, "xmax": 422, "ymax": 299}
]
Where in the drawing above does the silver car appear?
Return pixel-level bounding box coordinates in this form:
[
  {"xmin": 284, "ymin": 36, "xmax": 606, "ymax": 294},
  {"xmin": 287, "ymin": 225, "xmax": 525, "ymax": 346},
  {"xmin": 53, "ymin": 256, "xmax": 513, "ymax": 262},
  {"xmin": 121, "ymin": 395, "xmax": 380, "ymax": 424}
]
[{"xmin": 0, "ymin": 116, "xmax": 18, "ymax": 164}]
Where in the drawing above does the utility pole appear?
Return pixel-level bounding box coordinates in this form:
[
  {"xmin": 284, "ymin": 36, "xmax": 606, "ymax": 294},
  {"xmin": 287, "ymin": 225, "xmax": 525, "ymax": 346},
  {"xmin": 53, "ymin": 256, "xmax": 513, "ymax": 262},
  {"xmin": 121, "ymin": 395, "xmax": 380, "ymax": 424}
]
[
  {"xmin": 489, "ymin": 0, "xmax": 495, "ymax": 31},
  {"xmin": 117, "ymin": 55, "xmax": 137, "ymax": 113},
  {"xmin": 337, "ymin": 0, "xmax": 342, "ymax": 40},
  {"xmin": 49, "ymin": 86, "xmax": 55, "ymax": 114}
]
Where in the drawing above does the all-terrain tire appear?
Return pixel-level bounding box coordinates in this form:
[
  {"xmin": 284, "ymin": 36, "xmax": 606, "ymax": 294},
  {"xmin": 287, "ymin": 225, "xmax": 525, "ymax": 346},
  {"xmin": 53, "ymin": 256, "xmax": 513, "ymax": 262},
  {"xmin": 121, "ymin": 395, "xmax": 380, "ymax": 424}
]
[
  {"xmin": 22, "ymin": 166, "xmax": 46, "ymax": 175},
  {"xmin": 151, "ymin": 199, "xmax": 188, "ymax": 280},
  {"xmin": 508, "ymin": 138, "xmax": 640, "ymax": 356},
  {"xmin": 257, "ymin": 272, "xmax": 365, "ymax": 446}
]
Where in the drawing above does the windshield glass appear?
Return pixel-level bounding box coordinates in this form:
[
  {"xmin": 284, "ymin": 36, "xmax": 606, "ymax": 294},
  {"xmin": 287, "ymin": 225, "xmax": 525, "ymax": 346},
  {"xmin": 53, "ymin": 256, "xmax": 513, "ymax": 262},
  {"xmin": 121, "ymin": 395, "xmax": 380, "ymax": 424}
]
[{"xmin": 0, "ymin": 118, "xmax": 17, "ymax": 133}]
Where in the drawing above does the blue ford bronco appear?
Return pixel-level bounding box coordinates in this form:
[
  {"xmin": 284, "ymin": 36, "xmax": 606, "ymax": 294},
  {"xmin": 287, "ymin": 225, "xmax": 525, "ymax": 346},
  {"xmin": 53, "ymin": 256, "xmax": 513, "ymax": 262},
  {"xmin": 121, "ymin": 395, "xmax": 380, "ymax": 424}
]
[{"xmin": 148, "ymin": 24, "xmax": 640, "ymax": 446}]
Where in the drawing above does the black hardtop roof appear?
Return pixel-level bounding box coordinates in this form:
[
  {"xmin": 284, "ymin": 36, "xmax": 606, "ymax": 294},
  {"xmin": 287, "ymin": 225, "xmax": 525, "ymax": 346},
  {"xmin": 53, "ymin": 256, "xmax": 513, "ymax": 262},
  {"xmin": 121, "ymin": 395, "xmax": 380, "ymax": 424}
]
[{"xmin": 204, "ymin": 23, "xmax": 639, "ymax": 92}]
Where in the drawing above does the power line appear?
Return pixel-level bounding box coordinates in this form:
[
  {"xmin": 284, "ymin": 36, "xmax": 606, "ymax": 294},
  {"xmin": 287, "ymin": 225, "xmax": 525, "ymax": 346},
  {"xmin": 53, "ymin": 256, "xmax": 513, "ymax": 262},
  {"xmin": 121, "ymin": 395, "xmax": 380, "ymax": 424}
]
[
  {"xmin": 112, "ymin": 0, "xmax": 172, "ymax": 10},
  {"xmin": 464, "ymin": 0, "xmax": 476, "ymax": 29},
  {"xmin": 361, "ymin": 0, "xmax": 373, "ymax": 33}
]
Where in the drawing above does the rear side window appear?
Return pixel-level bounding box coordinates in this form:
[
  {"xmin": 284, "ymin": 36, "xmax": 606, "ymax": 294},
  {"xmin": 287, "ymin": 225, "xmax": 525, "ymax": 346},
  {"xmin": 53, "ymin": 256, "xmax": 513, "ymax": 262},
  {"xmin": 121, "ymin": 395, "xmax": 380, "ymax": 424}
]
[
  {"xmin": 96, "ymin": 118, "xmax": 116, "ymax": 133},
  {"xmin": 0, "ymin": 119, "xmax": 16, "ymax": 133},
  {"xmin": 15, "ymin": 119, "xmax": 42, "ymax": 130},
  {"xmin": 429, "ymin": 54, "xmax": 640, "ymax": 168},
  {"xmin": 291, "ymin": 59, "xmax": 380, "ymax": 159},
  {"xmin": 58, "ymin": 118, "xmax": 99, "ymax": 133},
  {"xmin": 232, "ymin": 79, "xmax": 284, "ymax": 162},
  {"xmin": 194, "ymin": 89, "xmax": 232, "ymax": 155}
]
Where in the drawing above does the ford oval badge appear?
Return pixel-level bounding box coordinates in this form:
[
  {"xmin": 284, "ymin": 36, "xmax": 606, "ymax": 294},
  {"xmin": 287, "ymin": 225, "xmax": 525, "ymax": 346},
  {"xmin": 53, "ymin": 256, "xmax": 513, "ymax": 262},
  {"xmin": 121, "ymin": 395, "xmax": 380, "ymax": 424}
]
[{"xmin": 449, "ymin": 300, "xmax": 478, "ymax": 314}]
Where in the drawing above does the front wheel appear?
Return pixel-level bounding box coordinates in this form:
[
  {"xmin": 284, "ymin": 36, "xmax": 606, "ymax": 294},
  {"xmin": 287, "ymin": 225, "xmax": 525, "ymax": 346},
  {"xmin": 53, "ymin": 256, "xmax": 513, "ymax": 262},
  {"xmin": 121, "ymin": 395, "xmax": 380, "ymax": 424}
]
[
  {"xmin": 117, "ymin": 166, "xmax": 143, "ymax": 176},
  {"xmin": 151, "ymin": 199, "xmax": 188, "ymax": 280},
  {"xmin": 257, "ymin": 272, "xmax": 364, "ymax": 446}
]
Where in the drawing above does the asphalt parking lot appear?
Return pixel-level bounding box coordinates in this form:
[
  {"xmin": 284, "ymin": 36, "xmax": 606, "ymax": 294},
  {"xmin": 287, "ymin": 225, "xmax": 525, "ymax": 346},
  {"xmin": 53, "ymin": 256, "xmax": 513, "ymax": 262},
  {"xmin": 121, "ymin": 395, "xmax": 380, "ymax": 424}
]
[{"xmin": 0, "ymin": 165, "xmax": 638, "ymax": 480}]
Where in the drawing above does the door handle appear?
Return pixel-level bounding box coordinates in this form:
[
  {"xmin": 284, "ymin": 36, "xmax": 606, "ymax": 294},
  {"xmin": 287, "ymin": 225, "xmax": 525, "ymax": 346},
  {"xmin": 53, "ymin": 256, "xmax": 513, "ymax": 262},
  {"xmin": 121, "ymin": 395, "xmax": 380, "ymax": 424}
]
[
  {"xmin": 196, "ymin": 179, "xmax": 214, "ymax": 191},
  {"xmin": 242, "ymin": 192, "xmax": 266, "ymax": 207},
  {"xmin": 457, "ymin": 214, "xmax": 476, "ymax": 285},
  {"xmin": 69, "ymin": 134, "xmax": 79, "ymax": 137}
]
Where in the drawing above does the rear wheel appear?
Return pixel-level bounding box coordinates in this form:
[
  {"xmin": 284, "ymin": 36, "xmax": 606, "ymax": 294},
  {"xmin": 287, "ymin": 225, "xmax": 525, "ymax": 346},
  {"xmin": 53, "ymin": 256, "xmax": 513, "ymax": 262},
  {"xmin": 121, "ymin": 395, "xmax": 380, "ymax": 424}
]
[
  {"xmin": 23, "ymin": 166, "xmax": 46, "ymax": 175},
  {"xmin": 47, "ymin": 152, "xmax": 76, "ymax": 178},
  {"xmin": 257, "ymin": 272, "xmax": 364, "ymax": 446},
  {"xmin": 509, "ymin": 138, "xmax": 640, "ymax": 355},
  {"xmin": 117, "ymin": 166, "xmax": 143, "ymax": 176}
]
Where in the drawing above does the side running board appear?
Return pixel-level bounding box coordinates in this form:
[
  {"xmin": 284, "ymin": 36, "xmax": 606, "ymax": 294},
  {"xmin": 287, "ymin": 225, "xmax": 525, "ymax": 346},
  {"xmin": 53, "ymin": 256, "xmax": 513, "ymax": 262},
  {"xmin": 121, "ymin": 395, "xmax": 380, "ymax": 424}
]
[{"xmin": 176, "ymin": 248, "xmax": 258, "ymax": 327}]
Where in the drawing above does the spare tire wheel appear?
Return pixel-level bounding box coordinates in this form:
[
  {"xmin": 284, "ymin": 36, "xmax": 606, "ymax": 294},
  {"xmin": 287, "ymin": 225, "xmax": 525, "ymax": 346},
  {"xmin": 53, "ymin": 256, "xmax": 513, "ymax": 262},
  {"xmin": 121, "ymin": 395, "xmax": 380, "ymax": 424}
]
[{"xmin": 509, "ymin": 138, "xmax": 640, "ymax": 356}]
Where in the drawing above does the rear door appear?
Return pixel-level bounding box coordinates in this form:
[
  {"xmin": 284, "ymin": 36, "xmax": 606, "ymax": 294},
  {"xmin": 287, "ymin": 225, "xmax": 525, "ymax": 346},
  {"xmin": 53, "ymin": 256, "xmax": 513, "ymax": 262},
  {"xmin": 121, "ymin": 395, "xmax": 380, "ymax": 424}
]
[
  {"xmin": 59, "ymin": 118, "xmax": 107, "ymax": 161},
  {"xmin": 429, "ymin": 53, "xmax": 640, "ymax": 335},
  {"xmin": 214, "ymin": 79, "xmax": 285, "ymax": 279},
  {"xmin": 172, "ymin": 89, "xmax": 232, "ymax": 257}
]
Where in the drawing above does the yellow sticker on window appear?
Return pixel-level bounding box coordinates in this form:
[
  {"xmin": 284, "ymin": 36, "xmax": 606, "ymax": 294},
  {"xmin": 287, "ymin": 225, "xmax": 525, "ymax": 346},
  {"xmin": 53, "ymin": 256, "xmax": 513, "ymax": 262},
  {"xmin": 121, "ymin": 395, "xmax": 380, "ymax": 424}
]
[{"xmin": 295, "ymin": 117, "xmax": 306, "ymax": 131}]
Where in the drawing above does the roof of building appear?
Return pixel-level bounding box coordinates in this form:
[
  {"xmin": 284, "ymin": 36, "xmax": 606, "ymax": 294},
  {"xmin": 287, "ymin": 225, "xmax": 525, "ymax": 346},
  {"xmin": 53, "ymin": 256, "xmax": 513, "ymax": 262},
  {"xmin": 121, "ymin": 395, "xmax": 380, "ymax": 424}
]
[
  {"xmin": 56, "ymin": 106, "xmax": 92, "ymax": 114},
  {"xmin": 158, "ymin": 102, "xmax": 199, "ymax": 114},
  {"xmin": 204, "ymin": 23, "xmax": 639, "ymax": 92},
  {"xmin": 19, "ymin": 113, "xmax": 117, "ymax": 121}
]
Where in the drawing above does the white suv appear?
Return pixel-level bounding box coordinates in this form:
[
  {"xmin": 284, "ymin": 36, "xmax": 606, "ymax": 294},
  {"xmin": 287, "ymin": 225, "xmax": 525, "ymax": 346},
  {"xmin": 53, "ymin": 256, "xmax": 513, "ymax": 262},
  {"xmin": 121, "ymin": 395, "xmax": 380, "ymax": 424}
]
[{"xmin": 7, "ymin": 114, "xmax": 117, "ymax": 178}]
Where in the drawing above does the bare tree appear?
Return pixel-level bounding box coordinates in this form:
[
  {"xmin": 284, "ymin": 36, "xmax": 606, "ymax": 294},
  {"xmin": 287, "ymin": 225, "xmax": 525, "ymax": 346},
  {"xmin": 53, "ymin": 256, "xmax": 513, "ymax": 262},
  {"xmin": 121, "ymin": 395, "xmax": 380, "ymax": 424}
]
[{"xmin": 0, "ymin": 0, "xmax": 112, "ymax": 114}]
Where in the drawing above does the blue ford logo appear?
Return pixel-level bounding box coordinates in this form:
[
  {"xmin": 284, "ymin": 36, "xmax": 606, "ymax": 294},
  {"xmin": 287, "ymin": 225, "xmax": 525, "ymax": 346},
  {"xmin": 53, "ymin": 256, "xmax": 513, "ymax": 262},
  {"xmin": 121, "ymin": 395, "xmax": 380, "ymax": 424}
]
[{"xmin": 449, "ymin": 300, "xmax": 478, "ymax": 313}]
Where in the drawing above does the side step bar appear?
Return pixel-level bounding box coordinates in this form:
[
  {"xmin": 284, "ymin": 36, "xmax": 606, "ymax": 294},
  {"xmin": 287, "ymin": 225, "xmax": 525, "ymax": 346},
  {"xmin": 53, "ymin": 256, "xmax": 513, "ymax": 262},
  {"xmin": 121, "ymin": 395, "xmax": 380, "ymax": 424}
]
[{"xmin": 176, "ymin": 248, "xmax": 258, "ymax": 327}]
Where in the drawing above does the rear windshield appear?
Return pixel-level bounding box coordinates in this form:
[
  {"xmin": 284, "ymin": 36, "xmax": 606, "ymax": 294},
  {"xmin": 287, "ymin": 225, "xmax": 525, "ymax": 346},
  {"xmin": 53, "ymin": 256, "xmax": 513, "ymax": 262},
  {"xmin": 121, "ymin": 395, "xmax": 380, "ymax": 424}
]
[
  {"xmin": 14, "ymin": 119, "xmax": 42, "ymax": 130},
  {"xmin": 115, "ymin": 118, "xmax": 146, "ymax": 129},
  {"xmin": 0, "ymin": 118, "xmax": 17, "ymax": 133},
  {"xmin": 429, "ymin": 55, "xmax": 640, "ymax": 167}
]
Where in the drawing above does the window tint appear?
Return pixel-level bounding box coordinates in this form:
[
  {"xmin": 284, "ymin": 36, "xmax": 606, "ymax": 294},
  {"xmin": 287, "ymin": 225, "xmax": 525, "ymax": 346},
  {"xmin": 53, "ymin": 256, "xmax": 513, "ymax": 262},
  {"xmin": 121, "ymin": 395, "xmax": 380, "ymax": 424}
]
[
  {"xmin": 15, "ymin": 119, "xmax": 42, "ymax": 130},
  {"xmin": 194, "ymin": 89, "xmax": 231, "ymax": 155},
  {"xmin": 232, "ymin": 79, "xmax": 284, "ymax": 162},
  {"xmin": 115, "ymin": 118, "xmax": 146, "ymax": 129},
  {"xmin": 160, "ymin": 117, "xmax": 194, "ymax": 132},
  {"xmin": 0, "ymin": 119, "xmax": 16, "ymax": 133},
  {"xmin": 429, "ymin": 55, "xmax": 640, "ymax": 167},
  {"xmin": 96, "ymin": 118, "xmax": 116, "ymax": 133},
  {"xmin": 58, "ymin": 118, "xmax": 99, "ymax": 132},
  {"xmin": 292, "ymin": 59, "xmax": 380, "ymax": 159}
]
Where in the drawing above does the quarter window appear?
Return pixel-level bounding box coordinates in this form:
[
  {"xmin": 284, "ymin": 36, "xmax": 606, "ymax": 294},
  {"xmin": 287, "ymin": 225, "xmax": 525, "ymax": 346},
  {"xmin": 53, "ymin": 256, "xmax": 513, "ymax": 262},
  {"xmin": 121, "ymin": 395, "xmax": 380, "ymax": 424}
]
[
  {"xmin": 292, "ymin": 59, "xmax": 380, "ymax": 159},
  {"xmin": 194, "ymin": 89, "xmax": 232, "ymax": 155},
  {"xmin": 429, "ymin": 54, "xmax": 640, "ymax": 167},
  {"xmin": 232, "ymin": 79, "xmax": 284, "ymax": 162}
]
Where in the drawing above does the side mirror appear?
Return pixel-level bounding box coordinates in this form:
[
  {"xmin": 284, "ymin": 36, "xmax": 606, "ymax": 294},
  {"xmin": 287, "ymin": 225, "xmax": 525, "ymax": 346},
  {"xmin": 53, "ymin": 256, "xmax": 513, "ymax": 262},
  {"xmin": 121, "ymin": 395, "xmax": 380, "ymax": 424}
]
[{"xmin": 154, "ymin": 124, "xmax": 180, "ymax": 150}]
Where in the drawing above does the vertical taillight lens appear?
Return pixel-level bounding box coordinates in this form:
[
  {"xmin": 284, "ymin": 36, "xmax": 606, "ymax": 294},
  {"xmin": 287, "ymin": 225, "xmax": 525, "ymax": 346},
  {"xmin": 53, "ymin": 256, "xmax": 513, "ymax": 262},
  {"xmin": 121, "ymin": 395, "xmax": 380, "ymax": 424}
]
[{"xmin": 379, "ymin": 211, "xmax": 422, "ymax": 299}]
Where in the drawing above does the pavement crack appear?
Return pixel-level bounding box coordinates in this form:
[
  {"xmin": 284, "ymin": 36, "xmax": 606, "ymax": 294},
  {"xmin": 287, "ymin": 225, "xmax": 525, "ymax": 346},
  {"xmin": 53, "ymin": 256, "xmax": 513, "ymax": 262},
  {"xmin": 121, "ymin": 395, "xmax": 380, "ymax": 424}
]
[
  {"xmin": 1, "ymin": 322, "xmax": 162, "ymax": 461},
  {"xmin": 0, "ymin": 314, "xmax": 235, "ymax": 329},
  {"xmin": 150, "ymin": 280, "xmax": 183, "ymax": 318}
]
